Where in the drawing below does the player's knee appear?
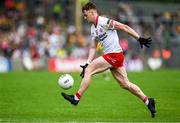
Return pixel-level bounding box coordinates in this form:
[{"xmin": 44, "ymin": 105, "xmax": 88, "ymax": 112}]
[{"xmin": 84, "ymin": 67, "xmax": 93, "ymax": 76}]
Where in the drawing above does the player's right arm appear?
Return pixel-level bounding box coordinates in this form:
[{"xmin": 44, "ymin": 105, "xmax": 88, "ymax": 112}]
[
  {"xmin": 86, "ymin": 39, "xmax": 98, "ymax": 64},
  {"xmin": 80, "ymin": 39, "xmax": 98, "ymax": 78}
]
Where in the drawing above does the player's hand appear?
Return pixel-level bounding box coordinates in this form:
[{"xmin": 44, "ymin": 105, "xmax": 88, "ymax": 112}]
[
  {"xmin": 80, "ymin": 63, "xmax": 89, "ymax": 78},
  {"xmin": 138, "ymin": 37, "xmax": 152, "ymax": 48}
]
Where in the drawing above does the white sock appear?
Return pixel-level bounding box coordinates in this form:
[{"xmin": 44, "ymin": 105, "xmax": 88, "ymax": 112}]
[
  {"xmin": 74, "ymin": 95, "xmax": 80, "ymax": 101},
  {"xmin": 145, "ymin": 99, "xmax": 149, "ymax": 106}
]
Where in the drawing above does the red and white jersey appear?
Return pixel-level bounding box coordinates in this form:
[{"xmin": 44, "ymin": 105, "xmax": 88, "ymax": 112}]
[{"xmin": 91, "ymin": 16, "xmax": 122, "ymax": 54}]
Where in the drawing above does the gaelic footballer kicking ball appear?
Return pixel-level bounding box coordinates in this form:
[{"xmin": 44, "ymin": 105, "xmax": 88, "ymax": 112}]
[{"xmin": 58, "ymin": 74, "xmax": 74, "ymax": 89}]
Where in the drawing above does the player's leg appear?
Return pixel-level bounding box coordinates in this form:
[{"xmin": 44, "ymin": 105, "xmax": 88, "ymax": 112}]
[
  {"xmin": 103, "ymin": 70, "xmax": 110, "ymax": 81},
  {"xmin": 77, "ymin": 56, "xmax": 112, "ymax": 95},
  {"xmin": 110, "ymin": 67, "xmax": 156, "ymax": 117},
  {"xmin": 110, "ymin": 66, "xmax": 146, "ymax": 100},
  {"xmin": 62, "ymin": 56, "xmax": 112, "ymax": 105}
]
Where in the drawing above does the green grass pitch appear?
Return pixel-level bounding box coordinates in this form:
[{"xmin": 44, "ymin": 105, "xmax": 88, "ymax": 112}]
[{"xmin": 0, "ymin": 70, "xmax": 180, "ymax": 122}]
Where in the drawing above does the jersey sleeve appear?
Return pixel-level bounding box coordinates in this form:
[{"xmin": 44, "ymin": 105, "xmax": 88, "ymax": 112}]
[{"xmin": 99, "ymin": 16, "xmax": 115, "ymax": 30}]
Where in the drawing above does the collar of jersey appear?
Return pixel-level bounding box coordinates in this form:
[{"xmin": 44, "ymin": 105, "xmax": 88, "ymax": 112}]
[{"xmin": 94, "ymin": 16, "xmax": 99, "ymax": 28}]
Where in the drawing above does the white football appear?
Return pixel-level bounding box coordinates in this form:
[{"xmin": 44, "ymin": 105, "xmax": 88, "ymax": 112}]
[{"xmin": 58, "ymin": 74, "xmax": 74, "ymax": 89}]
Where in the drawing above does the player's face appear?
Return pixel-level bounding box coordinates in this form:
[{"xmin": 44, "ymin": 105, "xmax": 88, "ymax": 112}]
[{"xmin": 83, "ymin": 10, "xmax": 95, "ymax": 23}]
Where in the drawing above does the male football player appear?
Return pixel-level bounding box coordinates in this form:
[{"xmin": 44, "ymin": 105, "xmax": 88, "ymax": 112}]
[{"xmin": 62, "ymin": 2, "xmax": 156, "ymax": 118}]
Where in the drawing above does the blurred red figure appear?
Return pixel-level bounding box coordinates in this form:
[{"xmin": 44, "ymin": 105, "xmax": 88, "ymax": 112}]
[{"xmin": 62, "ymin": 2, "xmax": 156, "ymax": 118}]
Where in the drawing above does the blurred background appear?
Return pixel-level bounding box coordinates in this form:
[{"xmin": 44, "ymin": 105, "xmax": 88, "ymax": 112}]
[{"xmin": 0, "ymin": 0, "xmax": 180, "ymax": 73}]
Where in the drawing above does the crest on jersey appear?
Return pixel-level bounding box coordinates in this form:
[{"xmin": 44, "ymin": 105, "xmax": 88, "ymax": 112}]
[{"xmin": 96, "ymin": 30, "xmax": 98, "ymax": 35}]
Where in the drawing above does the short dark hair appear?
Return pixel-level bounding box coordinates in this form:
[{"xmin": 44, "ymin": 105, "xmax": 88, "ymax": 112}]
[{"xmin": 82, "ymin": 2, "xmax": 96, "ymax": 13}]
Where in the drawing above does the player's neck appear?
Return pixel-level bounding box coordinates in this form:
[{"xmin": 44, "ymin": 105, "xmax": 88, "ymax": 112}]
[{"xmin": 93, "ymin": 15, "xmax": 99, "ymax": 27}]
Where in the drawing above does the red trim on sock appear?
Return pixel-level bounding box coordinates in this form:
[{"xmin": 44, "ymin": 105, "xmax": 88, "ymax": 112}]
[
  {"xmin": 143, "ymin": 96, "xmax": 148, "ymax": 103},
  {"xmin": 75, "ymin": 92, "xmax": 81, "ymax": 99}
]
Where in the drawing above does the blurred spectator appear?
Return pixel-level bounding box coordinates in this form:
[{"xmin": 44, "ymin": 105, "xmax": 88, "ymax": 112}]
[
  {"xmin": 0, "ymin": 0, "xmax": 180, "ymax": 71},
  {"xmin": 52, "ymin": 3, "xmax": 62, "ymax": 21},
  {"xmin": 22, "ymin": 50, "xmax": 33, "ymax": 71},
  {"xmin": 126, "ymin": 54, "xmax": 143, "ymax": 72},
  {"xmin": 0, "ymin": 55, "xmax": 9, "ymax": 72},
  {"xmin": 119, "ymin": 38, "xmax": 129, "ymax": 55},
  {"xmin": 1, "ymin": 37, "xmax": 13, "ymax": 70},
  {"xmin": 148, "ymin": 49, "xmax": 162, "ymax": 70},
  {"xmin": 162, "ymin": 47, "xmax": 171, "ymax": 60}
]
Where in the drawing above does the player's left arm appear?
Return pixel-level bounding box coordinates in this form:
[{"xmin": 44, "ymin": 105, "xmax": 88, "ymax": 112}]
[
  {"xmin": 112, "ymin": 20, "xmax": 152, "ymax": 48},
  {"xmin": 114, "ymin": 21, "xmax": 140, "ymax": 40}
]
